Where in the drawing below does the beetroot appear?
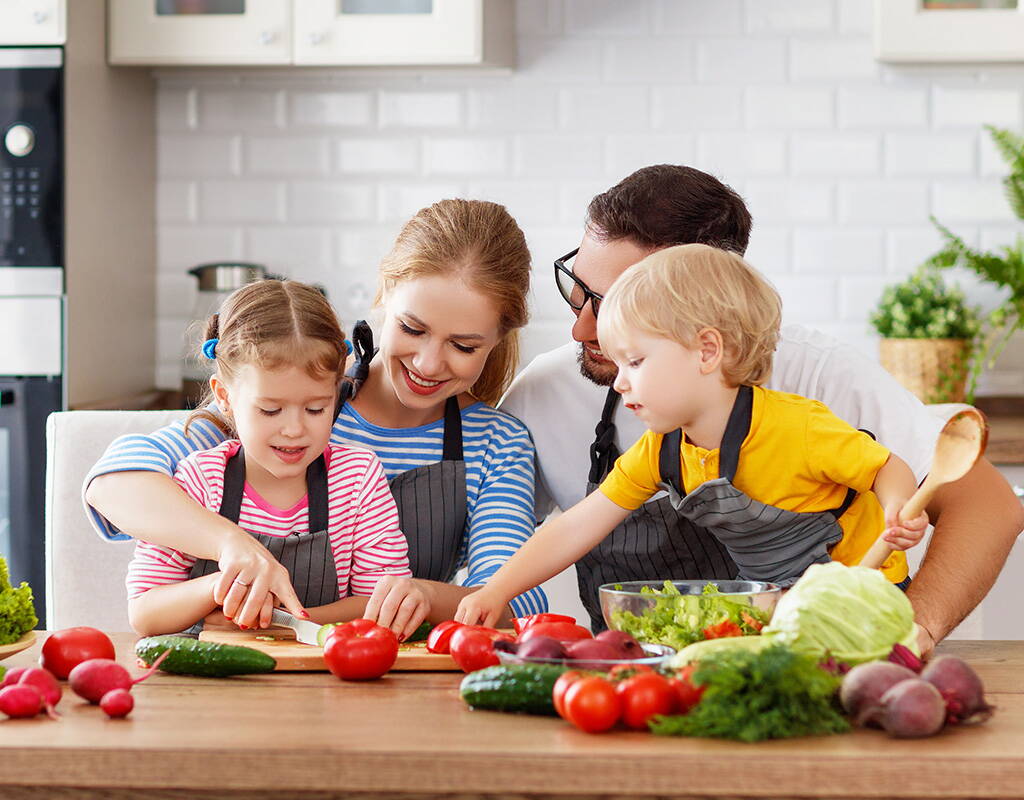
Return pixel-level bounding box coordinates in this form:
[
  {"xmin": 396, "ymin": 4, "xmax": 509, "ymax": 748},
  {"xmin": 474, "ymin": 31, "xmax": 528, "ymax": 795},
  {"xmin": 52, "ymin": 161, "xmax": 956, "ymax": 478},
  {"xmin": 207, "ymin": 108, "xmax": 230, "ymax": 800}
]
[
  {"xmin": 0, "ymin": 684, "xmax": 45, "ymax": 719},
  {"xmin": 840, "ymin": 661, "xmax": 917, "ymax": 721},
  {"xmin": 100, "ymin": 688, "xmax": 134, "ymax": 719},
  {"xmin": 564, "ymin": 638, "xmax": 623, "ymax": 669},
  {"xmin": 887, "ymin": 643, "xmax": 924, "ymax": 673},
  {"xmin": 921, "ymin": 656, "xmax": 994, "ymax": 725},
  {"xmin": 515, "ymin": 636, "xmax": 566, "ymax": 660},
  {"xmin": 860, "ymin": 678, "xmax": 947, "ymax": 738}
]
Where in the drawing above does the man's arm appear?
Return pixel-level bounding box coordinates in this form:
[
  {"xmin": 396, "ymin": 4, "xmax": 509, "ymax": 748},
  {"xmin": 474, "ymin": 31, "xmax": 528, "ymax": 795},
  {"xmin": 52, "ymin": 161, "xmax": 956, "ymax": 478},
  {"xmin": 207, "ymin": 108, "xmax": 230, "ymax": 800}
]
[{"xmin": 910, "ymin": 457, "xmax": 1024, "ymax": 655}]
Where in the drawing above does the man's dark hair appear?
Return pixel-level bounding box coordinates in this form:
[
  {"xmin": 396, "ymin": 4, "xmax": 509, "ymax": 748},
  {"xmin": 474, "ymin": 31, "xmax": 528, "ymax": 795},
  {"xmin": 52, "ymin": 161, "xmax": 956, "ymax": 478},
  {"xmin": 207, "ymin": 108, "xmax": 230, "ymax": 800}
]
[{"xmin": 586, "ymin": 164, "xmax": 752, "ymax": 255}]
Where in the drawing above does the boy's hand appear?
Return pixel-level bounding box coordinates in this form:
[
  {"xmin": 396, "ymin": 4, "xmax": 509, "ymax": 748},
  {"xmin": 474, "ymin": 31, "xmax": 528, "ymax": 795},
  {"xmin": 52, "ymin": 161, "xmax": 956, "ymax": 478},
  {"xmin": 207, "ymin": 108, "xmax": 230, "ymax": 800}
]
[
  {"xmin": 881, "ymin": 501, "xmax": 929, "ymax": 551},
  {"xmin": 454, "ymin": 589, "xmax": 506, "ymax": 628}
]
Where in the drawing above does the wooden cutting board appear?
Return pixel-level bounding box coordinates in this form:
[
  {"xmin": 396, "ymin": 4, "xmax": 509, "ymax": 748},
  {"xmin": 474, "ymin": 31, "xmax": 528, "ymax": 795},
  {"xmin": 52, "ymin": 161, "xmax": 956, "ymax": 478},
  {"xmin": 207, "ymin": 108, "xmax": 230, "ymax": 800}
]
[{"xmin": 198, "ymin": 628, "xmax": 459, "ymax": 672}]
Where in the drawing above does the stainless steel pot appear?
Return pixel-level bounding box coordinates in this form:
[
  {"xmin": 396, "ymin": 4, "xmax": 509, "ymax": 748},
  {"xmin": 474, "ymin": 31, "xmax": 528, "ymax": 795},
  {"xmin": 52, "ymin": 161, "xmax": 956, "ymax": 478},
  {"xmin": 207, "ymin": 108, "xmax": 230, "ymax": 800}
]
[{"xmin": 188, "ymin": 261, "xmax": 267, "ymax": 292}]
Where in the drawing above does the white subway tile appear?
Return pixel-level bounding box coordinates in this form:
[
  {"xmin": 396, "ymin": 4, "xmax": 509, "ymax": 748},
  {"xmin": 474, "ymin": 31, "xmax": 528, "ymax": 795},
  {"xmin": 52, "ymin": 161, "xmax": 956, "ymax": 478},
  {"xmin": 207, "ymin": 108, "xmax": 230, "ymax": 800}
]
[
  {"xmin": 156, "ymin": 273, "xmax": 195, "ymax": 319},
  {"xmin": 565, "ymin": 0, "xmax": 650, "ymax": 35},
  {"xmin": 159, "ymin": 134, "xmax": 240, "ymax": 177},
  {"xmin": 290, "ymin": 91, "xmax": 373, "ymax": 128},
  {"xmin": 773, "ymin": 275, "xmax": 838, "ymax": 322},
  {"xmin": 468, "ymin": 86, "xmax": 559, "ymax": 132},
  {"xmin": 245, "ymin": 136, "xmax": 331, "ymax": 176},
  {"xmin": 933, "ymin": 87, "xmax": 1022, "ymax": 129},
  {"xmin": 288, "ymin": 181, "xmax": 376, "ymax": 223},
  {"xmin": 379, "ymin": 92, "xmax": 463, "ymax": 128},
  {"xmin": 744, "ymin": 226, "xmax": 791, "ymax": 274},
  {"xmin": 653, "ymin": 86, "xmax": 743, "ymax": 130},
  {"xmin": 337, "ymin": 139, "xmax": 420, "ymax": 174},
  {"xmin": 656, "ymin": 0, "xmax": 743, "ymax": 34},
  {"xmin": 697, "ymin": 39, "xmax": 786, "ymax": 84},
  {"xmin": 561, "ymin": 87, "xmax": 650, "ymax": 132},
  {"xmin": 517, "ymin": 135, "xmax": 604, "ymax": 176},
  {"xmin": 335, "ymin": 226, "xmax": 403, "ymax": 271},
  {"xmin": 558, "ymin": 179, "xmax": 617, "ymax": 225},
  {"xmin": 745, "ymin": 0, "xmax": 834, "ymax": 33},
  {"xmin": 156, "ymin": 317, "xmax": 188, "ymax": 376},
  {"xmin": 201, "ymin": 180, "xmax": 285, "ymax": 223},
  {"xmin": 791, "ymin": 40, "xmax": 878, "ymax": 81},
  {"xmin": 884, "ymin": 133, "xmax": 975, "ymax": 176},
  {"xmin": 379, "ymin": 183, "xmax": 465, "ymax": 221},
  {"xmin": 157, "ymin": 181, "xmax": 196, "ymax": 223},
  {"xmin": 886, "ymin": 227, "xmax": 953, "ymax": 273},
  {"xmin": 697, "ymin": 133, "xmax": 786, "ymax": 176},
  {"xmin": 516, "ymin": 37, "xmax": 604, "ymax": 83},
  {"xmin": 792, "ymin": 134, "xmax": 879, "ymax": 176},
  {"xmin": 980, "ymin": 129, "xmax": 1012, "ymax": 176},
  {"xmin": 837, "ymin": 0, "xmax": 872, "ymax": 34},
  {"xmin": 157, "ymin": 226, "xmax": 243, "ymax": 271},
  {"xmin": 517, "ymin": 0, "xmax": 563, "ymax": 35},
  {"xmin": 425, "ymin": 138, "xmax": 508, "ymax": 175},
  {"xmin": 199, "ymin": 89, "xmax": 283, "ymax": 131},
  {"xmin": 157, "ymin": 87, "xmax": 197, "ymax": 132},
  {"xmin": 465, "ymin": 181, "xmax": 562, "ymax": 227},
  {"xmin": 839, "ymin": 181, "xmax": 929, "ymax": 224},
  {"xmin": 603, "ymin": 39, "xmax": 694, "ymax": 84},
  {"xmin": 794, "ymin": 229, "xmax": 885, "ymax": 275},
  {"xmin": 605, "ymin": 134, "xmax": 697, "ymax": 179},
  {"xmin": 838, "ymin": 87, "xmax": 928, "ymax": 129},
  {"xmin": 244, "ymin": 227, "xmax": 333, "ymax": 275},
  {"xmin": 980, "ymin": 226, "xmax": 1022, "ymax": 251},
  {"xmin": 744, "ymin": 181, "xmax": 834, "ymax": 223},
  {"xmin": 840, "ymin": 276, "xmax": 891, "ymax": 323},
  {"xmin": 933, "ymin": 181, "xmax": 1018, "ymax": 223},
  {"xmin": 746, "ymin": 87, "xmax": 833, "ymax": 129}
]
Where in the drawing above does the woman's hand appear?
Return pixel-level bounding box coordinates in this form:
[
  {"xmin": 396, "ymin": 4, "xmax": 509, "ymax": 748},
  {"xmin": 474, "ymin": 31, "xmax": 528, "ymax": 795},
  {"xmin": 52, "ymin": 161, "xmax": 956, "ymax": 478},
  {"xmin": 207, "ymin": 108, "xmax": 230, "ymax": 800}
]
[
  {"xmin": 363, "ymin": 576, "xmax": 433, "ymax": 641},
  {"xmin": 212, "ymin": 529, "xmax": 308, "ymax": 628}
]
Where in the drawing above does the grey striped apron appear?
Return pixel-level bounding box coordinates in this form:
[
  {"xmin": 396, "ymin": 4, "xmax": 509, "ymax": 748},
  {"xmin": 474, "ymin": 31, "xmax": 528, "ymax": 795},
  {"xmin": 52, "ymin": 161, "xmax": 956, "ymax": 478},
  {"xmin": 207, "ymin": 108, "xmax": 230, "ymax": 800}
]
[
  {"xmin": 185, "ymin": 446, "xmax": 339, "ymax": 634},
  {"xmin": 575, "ymin": 388, "xmax": 736, "ymax": 632},
  {"xmin": 341, "ymin": 321, "xmax": 468, "ymax": 584},
  {"xmin": 655, "ymin": 385, "xmax": 855, "ymax": 589}
]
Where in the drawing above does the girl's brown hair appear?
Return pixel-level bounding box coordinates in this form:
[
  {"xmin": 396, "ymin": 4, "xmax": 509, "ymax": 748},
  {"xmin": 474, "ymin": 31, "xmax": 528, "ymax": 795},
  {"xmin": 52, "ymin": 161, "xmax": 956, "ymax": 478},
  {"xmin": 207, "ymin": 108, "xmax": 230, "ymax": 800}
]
[
  {"xmin": 186, "ymin": 280, "xmax": 347, "ymax": 437},
  {"xmin": 374, "ymin": 198, "xmax": 531, "ymax": 407}
]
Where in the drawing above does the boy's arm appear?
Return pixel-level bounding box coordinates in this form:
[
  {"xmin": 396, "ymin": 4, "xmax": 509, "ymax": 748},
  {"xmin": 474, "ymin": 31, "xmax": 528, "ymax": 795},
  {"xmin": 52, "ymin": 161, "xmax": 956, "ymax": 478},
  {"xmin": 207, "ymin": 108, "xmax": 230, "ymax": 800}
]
[
  {"xmin": 872, "ymin": 453, "xmax": 930, "ymax": 550},
  {"xmin": 454, "ymin": 491, "xmax": 632, "ymax": 627}
]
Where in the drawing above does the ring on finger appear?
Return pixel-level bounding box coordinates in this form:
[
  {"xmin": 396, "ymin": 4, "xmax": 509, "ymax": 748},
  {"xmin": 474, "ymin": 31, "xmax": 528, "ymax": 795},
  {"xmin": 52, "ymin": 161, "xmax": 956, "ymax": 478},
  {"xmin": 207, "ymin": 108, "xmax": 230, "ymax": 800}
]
[{"xmin": 233, "ymin": 577, "xmax": 251, "ymax": 587}]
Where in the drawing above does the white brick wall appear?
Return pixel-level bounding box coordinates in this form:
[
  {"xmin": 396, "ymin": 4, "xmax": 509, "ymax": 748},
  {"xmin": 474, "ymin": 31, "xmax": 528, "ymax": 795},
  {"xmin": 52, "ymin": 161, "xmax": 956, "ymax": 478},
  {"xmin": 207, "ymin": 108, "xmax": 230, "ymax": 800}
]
[{"xmin": 154, "ymin": 0, "xmax": 1024, "ymax": 399}]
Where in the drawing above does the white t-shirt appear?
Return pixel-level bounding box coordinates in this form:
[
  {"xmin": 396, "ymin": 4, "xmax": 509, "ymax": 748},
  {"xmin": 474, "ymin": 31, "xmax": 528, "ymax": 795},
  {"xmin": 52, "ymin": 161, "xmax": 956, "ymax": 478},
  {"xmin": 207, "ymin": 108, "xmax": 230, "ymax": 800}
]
[{"xmin": 499, "ymin": 324, "xmax": 945, "ymax": 521}]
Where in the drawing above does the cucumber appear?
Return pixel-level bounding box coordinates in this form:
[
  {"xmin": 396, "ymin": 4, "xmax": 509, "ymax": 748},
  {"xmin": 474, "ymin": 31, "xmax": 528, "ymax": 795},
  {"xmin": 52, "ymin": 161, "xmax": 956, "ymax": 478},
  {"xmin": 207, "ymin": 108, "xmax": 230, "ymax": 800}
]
[
  {"xmin": 135, "ymin": 635, "xmax": 277, "ymax": 677},
  {"xmin": 405, "ymin": 621, "xmax": 433, "ymax": 643},
  {"xmin": 459, "ymin": 664, "xmax": 567, "ymax": 716}
]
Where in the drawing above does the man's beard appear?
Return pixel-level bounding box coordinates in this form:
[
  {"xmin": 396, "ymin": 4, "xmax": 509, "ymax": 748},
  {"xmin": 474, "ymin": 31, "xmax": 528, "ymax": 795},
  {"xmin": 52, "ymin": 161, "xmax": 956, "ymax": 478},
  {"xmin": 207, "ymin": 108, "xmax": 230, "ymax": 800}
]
[{"xmin": 576, "ymin": 343, "xmax": 618, "ymax": 387}]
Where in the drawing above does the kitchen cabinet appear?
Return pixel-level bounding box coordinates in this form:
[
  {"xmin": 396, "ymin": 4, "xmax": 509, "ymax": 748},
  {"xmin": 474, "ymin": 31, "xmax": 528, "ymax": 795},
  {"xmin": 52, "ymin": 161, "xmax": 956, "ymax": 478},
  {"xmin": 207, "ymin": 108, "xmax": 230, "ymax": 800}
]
[
  {"xmin": 875, "ymin": 0, "xmax": 1024, "ymax": 62},
  {"xmin": 0, "ymin": 0, "xmax": 66, "ymax": 45},
  {"xmin": 107, "ymin": 0, "xmax": 513, "ymax": 67}
]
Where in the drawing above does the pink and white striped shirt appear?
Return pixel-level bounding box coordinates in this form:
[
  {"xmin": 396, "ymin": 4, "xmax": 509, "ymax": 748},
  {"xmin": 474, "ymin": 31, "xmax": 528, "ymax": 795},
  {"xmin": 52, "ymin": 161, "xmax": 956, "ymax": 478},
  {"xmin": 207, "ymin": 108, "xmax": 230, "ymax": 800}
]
[{"xmin": 126, "ymin": 441, "xmax": 411, "ymax": 600}]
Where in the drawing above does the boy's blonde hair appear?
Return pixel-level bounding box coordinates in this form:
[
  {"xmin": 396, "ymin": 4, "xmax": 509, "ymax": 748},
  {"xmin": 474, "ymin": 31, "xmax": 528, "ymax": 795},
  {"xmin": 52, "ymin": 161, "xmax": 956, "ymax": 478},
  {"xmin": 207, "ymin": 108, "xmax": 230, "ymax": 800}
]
[{"xmin": 598, "ymin": 244, "xmax": 781, "ymax": 386}]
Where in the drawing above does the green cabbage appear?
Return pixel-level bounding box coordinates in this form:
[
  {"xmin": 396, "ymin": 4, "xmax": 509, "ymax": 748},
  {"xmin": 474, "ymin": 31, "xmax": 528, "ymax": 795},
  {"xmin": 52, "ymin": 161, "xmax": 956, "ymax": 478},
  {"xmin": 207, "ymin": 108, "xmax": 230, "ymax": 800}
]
[{"xmin": 761, "ymin": 562, "xmax": 918, "ymax": 665}]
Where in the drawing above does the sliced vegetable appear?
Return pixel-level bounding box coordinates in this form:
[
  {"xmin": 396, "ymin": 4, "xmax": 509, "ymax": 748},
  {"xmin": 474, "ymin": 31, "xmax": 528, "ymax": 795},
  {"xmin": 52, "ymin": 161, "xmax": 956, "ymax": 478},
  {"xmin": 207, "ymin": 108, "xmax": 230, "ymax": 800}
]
[
  {"xmin": 426, "ymin": 620, "xmax": 463, "ymax": 654},
  {"xmin": 512, "ymin": 613, "xmax": 576, "ymax": 635},
  {"xmin": 460, "ymin": 663, "xmax": 567, "ymax": 715},
  {"xmin": 518, "ymin": 621, "xmax": 591, "ymax": 643},
  {"xmin": 135, "ymin": 635, "xmax": 276, "ymax": 677}
]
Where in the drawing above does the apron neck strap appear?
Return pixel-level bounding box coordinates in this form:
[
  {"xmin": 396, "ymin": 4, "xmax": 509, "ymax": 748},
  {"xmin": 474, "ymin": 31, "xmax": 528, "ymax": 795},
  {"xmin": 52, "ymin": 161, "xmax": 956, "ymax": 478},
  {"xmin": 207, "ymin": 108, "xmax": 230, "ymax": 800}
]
[
  {"xmin": 588, "ymin": 386, "xmax": 621, "ymax": 485},
  {"xmin": 219, "ymin": 446, "xmax": 331, "ymax": 532},
  {"xmin": 336, "ymin": 319, "xmax": 377, "ymax": 413},
  {"xmin": 442, "ymin": 395, "xmax": 464, "ymax": 462},
  {"xmin": 719, "ymin": 385, "xmax": 754, "ymax": 483}
]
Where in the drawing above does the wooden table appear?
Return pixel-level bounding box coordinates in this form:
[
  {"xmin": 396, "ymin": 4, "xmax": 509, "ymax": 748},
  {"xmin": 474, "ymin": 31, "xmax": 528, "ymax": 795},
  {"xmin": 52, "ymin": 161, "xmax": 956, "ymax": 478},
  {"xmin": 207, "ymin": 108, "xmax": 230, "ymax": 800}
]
[{"xmin": 1, "ymin": 635, "xmax": 1022, "ymax": 799}]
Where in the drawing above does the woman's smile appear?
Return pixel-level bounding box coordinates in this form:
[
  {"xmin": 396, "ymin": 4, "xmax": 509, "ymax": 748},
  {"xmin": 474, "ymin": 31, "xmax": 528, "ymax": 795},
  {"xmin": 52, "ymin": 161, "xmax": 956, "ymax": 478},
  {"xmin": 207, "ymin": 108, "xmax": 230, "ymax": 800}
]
[{"xmin": 401, "ymin": 363, "xmax": 448, "ymax": 396}]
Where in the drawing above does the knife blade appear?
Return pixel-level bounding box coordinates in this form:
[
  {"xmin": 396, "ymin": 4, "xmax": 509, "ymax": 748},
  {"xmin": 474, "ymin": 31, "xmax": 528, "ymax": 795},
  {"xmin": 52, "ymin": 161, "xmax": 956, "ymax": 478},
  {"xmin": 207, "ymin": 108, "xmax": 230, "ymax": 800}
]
[{"xmin": 270, "ymin": 608, "xmax": 323, "ymax": 646}]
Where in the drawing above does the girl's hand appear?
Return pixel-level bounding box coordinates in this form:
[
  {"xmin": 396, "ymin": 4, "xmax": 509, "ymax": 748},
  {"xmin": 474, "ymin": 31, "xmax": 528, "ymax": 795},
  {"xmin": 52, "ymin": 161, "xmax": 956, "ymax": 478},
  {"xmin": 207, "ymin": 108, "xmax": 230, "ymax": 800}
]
[
  {"xmin": 363, "ymin": 576, "xmax": 432, "ymax": 642},
  {"xmin": 881, "ymin": 501, "xmax": 930, "ymax": 551},
  {"xmin": 454, "ymin": 589, "xmax": 505, "ymax": 628}
]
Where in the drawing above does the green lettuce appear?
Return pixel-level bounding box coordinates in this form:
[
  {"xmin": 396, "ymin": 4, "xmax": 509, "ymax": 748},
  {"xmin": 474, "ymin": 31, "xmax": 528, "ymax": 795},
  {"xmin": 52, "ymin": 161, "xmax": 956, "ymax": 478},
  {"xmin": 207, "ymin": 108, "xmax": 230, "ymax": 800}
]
[{"xmin": 761, "ymin": 562, "xmax": 919, "ymax": 665}]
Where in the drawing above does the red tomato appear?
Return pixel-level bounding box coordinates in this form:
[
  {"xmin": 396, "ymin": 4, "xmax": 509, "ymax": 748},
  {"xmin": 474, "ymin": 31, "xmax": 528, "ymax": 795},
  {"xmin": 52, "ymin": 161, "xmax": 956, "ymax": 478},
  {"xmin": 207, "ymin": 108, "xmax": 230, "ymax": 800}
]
[
  {"xmin": 607, "ymin": 663, "xmax": 654, "ymax": 682},
  {"xmin": 667, "ymin": 665, "xmax": 706, "ymax": 714},
  {"xmin": 323, "ymin": 620, "xmax": 398, "ymax": 680},
  {"xmin": 448, "ymin": 627, "xmax": 500, "ymax": 673},
  {"xmin": 40, "ymin": 627, "xmax": 116, "ymax": 680},
  {"xmin": 512, "ymin": 613, "xmax": 577, "ymax": 635},
  {"xmin": 702, "ymin": 620, "xmax": 744, "ymax": 640},
  {"xmin": 426, "ymin": 621, "xmax": 463, "ymax": 654},
  {"xmin": 615, "ymin": 672, "xmax": 677, "ymax": 730},
  {"xmin": 564, "ymin": 676, "xmax": 620, "ymax": 733},
  {"xmin": 518, "ymin": 621, "xmax": 592, "ymax": 643},
  {"xmin": 552, "ymin": 669, "xmax": 586, "ymax": 720}
]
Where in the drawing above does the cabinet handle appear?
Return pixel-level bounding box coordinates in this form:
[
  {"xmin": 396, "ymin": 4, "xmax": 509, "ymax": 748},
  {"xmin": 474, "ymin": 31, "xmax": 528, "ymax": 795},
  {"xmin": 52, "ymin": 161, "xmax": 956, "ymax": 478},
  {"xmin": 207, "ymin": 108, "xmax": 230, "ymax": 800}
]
[
  {"xmin": 307, "ymin": 31, "xmax": 326, "ymax": 46},
  {"xmin": 32, "ymin": 11, "xmax": 48, "ymax": 24},
  {"xmin": 258, "ymin": 30, "xmax": 276, "ymax": 45}
]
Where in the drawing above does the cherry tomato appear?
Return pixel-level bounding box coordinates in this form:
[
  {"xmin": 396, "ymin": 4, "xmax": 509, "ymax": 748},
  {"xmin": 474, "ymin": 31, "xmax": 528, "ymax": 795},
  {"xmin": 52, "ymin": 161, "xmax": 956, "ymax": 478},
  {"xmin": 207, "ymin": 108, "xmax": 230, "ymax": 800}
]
[
  {"xmin": 426, "ymin": 621, "xmax": 463, "ymax": 654},
  {"xmin": 448, "ymin": 627, "xmax": 500, "ymax": 673},
  {"xmin": 518, "ymin": 621, "xmax": 592, "ymax": 643},
  {"xmin": 615, "ymin": 672, "xmax": 677, "ymax": 730},
  {"xmin": 512, "ymin": 613, "xmax": 577, "ymax": 635},
  {"xmin": 702, "ymin": 620, "xmax": 744, "ymax": 640},
  {"xmin": 552, "ymin": 669, "xmax": 586, "ymax": 720},
  {"xmin": 607, "ymin": 663, "xmax": 654, "ymax": 682},
  {"xmin": 323, "ymin": 619, "xmax": 398, "ymax": 680},
  {"xmin": 667, "ymin": 665, "xmax": 706, "ymax": 714},
  {"xmin": 40, "ymin": 627, "xmax": 116, "ymax": 680},
  {"xmin": 564, "ymin": 676, "xmax": 620, "ymax": 733}
]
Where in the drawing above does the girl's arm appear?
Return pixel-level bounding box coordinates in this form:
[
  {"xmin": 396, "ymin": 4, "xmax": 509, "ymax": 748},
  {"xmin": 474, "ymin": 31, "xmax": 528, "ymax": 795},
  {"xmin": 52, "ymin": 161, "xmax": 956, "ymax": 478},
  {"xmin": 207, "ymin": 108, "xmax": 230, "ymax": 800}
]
[
  {"xmin": 455, "ymin": 490, "xmax": 632, "ymax": 627},
  {"xmin": 872, "ymin": 453, "xmax": 929, "ymax": 550},
  {"xmin": 128, "ymin": 571, "xmax": 222, "ymax": 636}
]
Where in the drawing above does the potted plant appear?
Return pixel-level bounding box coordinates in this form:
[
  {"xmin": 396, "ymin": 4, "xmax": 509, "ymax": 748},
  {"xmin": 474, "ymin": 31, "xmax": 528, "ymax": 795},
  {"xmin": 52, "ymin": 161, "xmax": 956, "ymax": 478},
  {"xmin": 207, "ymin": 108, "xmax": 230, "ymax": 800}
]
[
  {"xmin": 871, "ymin": 266, "xmax": 980, "ymax": 404},
  {"xmin": 928, "ymin": 124, "xmax": 1024, "ymax": 401}
]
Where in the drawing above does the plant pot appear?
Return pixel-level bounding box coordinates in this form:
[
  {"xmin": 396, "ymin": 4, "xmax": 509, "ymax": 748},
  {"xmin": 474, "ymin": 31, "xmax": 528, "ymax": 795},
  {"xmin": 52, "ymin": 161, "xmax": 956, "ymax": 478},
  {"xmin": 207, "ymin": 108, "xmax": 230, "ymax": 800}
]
[{"xmin": 878, "ymin": 338, "xmax": 971, "ymax": 404}]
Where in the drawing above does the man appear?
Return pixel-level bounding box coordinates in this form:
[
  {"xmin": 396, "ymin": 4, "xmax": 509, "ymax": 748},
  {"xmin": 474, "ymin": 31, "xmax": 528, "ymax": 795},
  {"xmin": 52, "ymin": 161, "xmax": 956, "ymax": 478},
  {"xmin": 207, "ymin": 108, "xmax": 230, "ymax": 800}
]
[{"xmin": 499, "ymin": 164, "xmax": 1024, "ymax": 655}]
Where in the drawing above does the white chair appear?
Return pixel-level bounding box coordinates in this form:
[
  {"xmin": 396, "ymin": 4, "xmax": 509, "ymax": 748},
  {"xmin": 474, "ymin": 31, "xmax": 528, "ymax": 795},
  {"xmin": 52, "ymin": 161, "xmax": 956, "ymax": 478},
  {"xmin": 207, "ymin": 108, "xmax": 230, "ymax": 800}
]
[{"xmin": 45, "ymin": 409, "xmax": 188, "ymax": 631}]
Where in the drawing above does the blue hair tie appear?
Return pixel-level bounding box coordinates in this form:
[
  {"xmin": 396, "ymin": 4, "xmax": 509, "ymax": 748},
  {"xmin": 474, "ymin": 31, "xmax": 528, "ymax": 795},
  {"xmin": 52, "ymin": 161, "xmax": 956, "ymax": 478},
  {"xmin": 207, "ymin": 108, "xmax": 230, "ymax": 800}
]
[
  {"xmin": 202, "ymin": 338, "xmax": 219, "ymax": 360},
  {"xmin": 344, "ymin": 339, "xmax": 353, "ymax": 356}
]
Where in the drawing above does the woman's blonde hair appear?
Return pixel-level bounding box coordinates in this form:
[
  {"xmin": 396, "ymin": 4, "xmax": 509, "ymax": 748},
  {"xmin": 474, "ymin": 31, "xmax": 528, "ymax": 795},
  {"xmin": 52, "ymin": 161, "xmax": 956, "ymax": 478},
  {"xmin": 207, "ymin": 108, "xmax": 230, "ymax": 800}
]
[
  {"xmin": 597, "ymin": 244, "xmax": 781, "ymax": 386},
  {"xmin": 186, "ymin": 280, "xmax": 347, "ymax": 437},
  {"xmin": 374, "ymin": 198, "xmax": 531, "ymax": 406}
]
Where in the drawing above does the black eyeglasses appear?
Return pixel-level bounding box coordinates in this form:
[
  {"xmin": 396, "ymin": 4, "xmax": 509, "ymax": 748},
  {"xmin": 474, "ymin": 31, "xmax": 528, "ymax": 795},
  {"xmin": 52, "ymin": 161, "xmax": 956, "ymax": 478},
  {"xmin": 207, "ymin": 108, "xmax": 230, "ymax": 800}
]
[{"xmin": 554, "ymin": 248, "xmax": 604, "ymax": 318}]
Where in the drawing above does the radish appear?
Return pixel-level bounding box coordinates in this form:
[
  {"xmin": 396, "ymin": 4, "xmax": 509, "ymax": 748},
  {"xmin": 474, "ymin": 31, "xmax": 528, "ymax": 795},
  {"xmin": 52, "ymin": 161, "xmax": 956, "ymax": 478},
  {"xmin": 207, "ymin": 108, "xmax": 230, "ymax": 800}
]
[
  {"xmin": 0, "ymin": 667, "xmax": 28, "ymax": 689},
  {"xmin": 99, "ymin": 688, "xmax": 134, "ymax": 719},
  {"xmin": 921, "ymin": 655, "xmax": 994, "ymax": 725},
  {"xmin": 69, "ymin": 650, "xmax": 170, "ymax": 704},
  {"xmin": 0, "ymin": 684, "xmax": 44, "ymax": 719},
  {"xmin": 17, "ymin": 668, "xmax": 61, "ymax": 708}
]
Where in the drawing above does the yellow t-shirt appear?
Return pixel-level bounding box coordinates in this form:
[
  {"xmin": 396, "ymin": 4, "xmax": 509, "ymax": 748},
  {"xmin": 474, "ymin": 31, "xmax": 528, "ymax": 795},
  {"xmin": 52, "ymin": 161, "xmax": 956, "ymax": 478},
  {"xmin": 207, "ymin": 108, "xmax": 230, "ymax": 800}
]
[{"xmin": 599, "ymin": 386, "xmax": 908, "ymax": 582}]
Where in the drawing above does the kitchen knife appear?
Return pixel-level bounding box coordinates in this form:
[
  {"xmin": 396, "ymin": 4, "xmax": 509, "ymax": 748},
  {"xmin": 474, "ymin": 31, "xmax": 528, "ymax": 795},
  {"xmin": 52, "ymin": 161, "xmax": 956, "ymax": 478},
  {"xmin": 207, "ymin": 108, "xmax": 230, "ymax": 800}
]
[{"xmin": 270, "ymin": 608, "xmax": 324, "ymax": 646}]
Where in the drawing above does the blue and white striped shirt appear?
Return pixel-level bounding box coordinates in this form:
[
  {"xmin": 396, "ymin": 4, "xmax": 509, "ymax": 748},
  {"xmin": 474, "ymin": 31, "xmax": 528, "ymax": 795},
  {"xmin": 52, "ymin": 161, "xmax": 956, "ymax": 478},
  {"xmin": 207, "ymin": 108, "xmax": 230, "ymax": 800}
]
[{"xmin": 83, "ymin": 401, "xmax": 547, "ymax": 617}]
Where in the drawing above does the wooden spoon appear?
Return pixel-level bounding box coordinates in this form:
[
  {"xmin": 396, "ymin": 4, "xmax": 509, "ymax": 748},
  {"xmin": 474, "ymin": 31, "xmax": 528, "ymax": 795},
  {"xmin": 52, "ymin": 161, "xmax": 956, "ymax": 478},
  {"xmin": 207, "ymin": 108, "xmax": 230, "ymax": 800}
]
[{"xmin": 859, "ymin": 407, "xmax": 989, "ymax": 570}]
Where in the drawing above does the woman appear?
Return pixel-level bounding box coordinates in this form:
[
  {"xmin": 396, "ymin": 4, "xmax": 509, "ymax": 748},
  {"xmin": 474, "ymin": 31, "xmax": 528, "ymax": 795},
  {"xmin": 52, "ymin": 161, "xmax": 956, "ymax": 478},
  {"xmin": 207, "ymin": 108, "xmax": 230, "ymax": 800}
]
[{"xmin": 84, "ymin": 199, "xmax": 546, "ymax": 639}]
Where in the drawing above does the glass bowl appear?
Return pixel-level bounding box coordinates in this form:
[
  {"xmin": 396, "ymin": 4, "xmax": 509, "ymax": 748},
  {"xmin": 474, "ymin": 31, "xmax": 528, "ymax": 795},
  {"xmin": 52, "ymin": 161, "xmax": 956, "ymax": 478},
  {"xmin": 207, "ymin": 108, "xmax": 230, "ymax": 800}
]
[
  {"xmin": 599, "ymin": 580, "xmax": 782, "ymax": 648},
  {"xmin": 495, "ymin": 642, "xmax": 675, "ymax": 671}
]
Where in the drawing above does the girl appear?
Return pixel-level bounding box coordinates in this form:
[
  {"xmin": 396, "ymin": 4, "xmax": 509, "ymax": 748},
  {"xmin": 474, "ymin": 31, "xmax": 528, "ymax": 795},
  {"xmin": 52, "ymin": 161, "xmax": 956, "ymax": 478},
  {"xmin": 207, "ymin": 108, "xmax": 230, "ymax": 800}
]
[
  {"xmin": 126, "ymin": 280, "xmax": 411, "ymax": 635},
  {"xmin": 86, "ymin": 199, "xmax": 545, "ymax": 639}
]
